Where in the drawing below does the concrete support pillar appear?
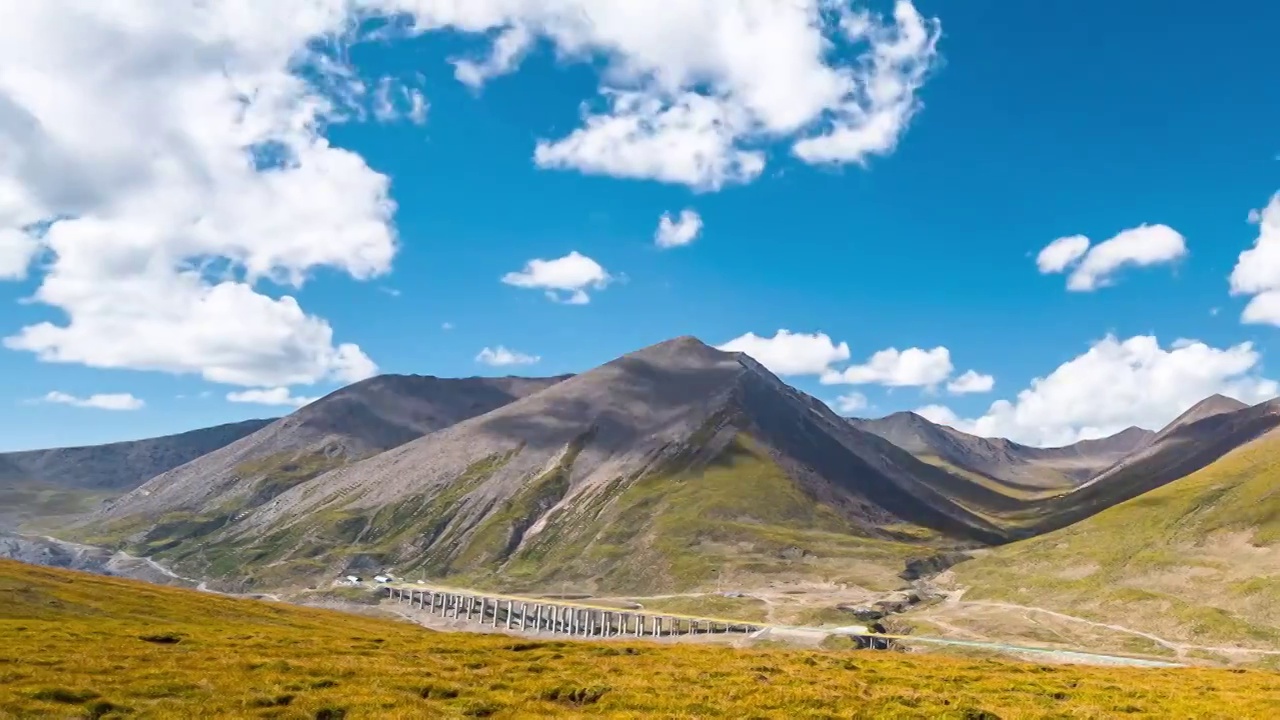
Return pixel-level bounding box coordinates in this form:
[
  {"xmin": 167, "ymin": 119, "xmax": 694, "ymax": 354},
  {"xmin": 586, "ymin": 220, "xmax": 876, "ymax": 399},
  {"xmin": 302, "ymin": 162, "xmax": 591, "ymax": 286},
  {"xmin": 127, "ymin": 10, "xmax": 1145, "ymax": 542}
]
[{"xmin": 518, "ymin": 603, "xmax": 528, "ymax": 631}]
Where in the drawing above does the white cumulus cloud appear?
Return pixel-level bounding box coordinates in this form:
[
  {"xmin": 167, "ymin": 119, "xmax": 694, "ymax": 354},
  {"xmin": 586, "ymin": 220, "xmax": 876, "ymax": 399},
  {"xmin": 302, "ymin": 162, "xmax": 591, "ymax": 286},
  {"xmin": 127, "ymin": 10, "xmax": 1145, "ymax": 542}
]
[
  {"xmin": 718, "ymin": 330, "xmax": 851, "ymax": 376},
  {"xmin": 946, "ymin": 369, "xmax": 994, "ymax": 395},
  {"xmin": 401, "ymin": 0, "xmax": 941, "ymax": 190},
  {"xmin": 476, "ymin": 346, "xmax": 540, "ymax": 367},
  {"xmin": 501, "ymin": 251, "xmax": 614, "ymax": 304},
  {"xmin": 655, "ymin": 209, "xmax": 703, "ymax": 249},
  {"xmin": 1037, "ymin": 224, "xmax": 1188, "ymax": 292},
  {"xmin": 917, "ymin": 334, "xmax": 1278, "ymax": 447},
  {"xmin": 1036, "ymin": 235, "xmax": 1090, "ymax": 274},
  {"xmin": 1229, "ymin": 193, "xmax": 1280, "ymax": 325},
  {"xmin": 832, "ymin": 392, "xmax": 869, "ymax": 415},
  {"xmin": 821, "ymin": 346, "xmax": 954, "ymax": 388},
  {"xmin": 41, "ymin": 391, "xmax": 144, "ymax": 411},
  {"xmin": 372, "ymin": 76, "xmax": 429, "ymax": 125},
  {"xmin": 0, "ymin": 1, "xmax": 398, "ymax": 390},
  {"xmin": 0, "ymin": 229, "xmax": 41, "ymax": 280},
  {"xmin": 226, "ymin": 387, "xmax": 318, "ymax": 408}
]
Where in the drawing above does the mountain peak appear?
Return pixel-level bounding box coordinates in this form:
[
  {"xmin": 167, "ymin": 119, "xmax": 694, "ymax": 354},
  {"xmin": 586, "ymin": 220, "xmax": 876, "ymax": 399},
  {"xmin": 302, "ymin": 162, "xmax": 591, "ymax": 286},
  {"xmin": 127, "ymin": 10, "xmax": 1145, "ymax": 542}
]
[
  {"xmin": 619, "ymin": 335, "xmax": 730, "ymax": 367},
  {"xmin": 1157, "ymin": 394, "xmax": 1250, "ymax": 438}
]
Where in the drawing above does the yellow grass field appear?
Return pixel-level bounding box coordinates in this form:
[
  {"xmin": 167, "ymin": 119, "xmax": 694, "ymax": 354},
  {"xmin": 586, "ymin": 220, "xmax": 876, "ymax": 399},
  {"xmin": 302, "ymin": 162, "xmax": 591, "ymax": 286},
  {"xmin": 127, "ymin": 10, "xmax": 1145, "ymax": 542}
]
[{"xmin": 3, "ymin": 559, "xmax": 1279, "ymax": 719}]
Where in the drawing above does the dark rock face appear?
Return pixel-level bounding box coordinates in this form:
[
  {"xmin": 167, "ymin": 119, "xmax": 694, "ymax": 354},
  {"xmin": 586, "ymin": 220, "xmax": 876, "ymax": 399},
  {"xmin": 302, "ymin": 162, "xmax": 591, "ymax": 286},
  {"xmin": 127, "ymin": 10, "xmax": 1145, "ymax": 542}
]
[{"xmin": 899, "ymin": 551, "xmax": 974, "ymax": 581}]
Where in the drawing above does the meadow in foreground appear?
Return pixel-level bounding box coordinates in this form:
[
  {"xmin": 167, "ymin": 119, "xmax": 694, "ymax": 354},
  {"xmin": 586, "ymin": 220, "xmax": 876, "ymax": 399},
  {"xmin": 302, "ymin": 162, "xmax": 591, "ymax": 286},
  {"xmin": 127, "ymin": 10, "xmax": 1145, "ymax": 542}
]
[{"xmin": 2, "ymin": 559, "xmax": 1279, "ymax": 719}]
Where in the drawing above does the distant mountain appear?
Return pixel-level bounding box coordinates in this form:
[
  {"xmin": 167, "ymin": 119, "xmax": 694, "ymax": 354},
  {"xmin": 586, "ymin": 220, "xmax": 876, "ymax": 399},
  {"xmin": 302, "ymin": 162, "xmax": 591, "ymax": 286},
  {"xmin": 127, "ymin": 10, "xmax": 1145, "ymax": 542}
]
[
  {"xmin": 0, "ymin": 418, "xmax": 274, "ymax": 492},
  {"xmin": 94, "ymin": 337, "xmax": 1008, "ymax": 594},
  {"xmin": 0, "ymin": 419, "xmax": 273, "ymax": 530},
  {"xmin": 953, "ymin": 414, "xmax": 1280, "ymax": 648},
  {"xmin": 1026, "ymin": 397, "xmax": 1280, "ymax": 535},
  {"xmin": 91, "ymin": 374, "xmax": 571, "ymax": 528},
  {"xmin": 849, "ymin": 412, "xmax": 1154, "ymax": 494}
]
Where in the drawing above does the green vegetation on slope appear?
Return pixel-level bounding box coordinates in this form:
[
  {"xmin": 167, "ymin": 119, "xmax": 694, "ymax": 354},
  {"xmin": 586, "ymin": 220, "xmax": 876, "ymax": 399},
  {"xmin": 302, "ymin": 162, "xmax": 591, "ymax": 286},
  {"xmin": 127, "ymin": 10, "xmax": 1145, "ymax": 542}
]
[
  {"xmin": 954, "ymin": 429, "xmax": 1280, "ymax": 647},
  {"xmin": 232, "ymin": 451, "xmax": 353, "ymax": 506},
  {"xmin": 3, "ymin": 559, "xmax": 1280, "ymax": 719},
  {"xmin": 493, "ymin": 434, "xmax": 930, "ymax": 594}
]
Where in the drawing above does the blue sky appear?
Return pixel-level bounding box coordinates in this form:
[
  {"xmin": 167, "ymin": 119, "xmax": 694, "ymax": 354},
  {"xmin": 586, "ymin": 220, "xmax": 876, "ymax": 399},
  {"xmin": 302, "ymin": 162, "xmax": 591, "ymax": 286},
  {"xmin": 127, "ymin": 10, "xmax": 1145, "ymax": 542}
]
[{"xmin": 0, "ymin": 0, "xmax": 1277, "ymax": 451}]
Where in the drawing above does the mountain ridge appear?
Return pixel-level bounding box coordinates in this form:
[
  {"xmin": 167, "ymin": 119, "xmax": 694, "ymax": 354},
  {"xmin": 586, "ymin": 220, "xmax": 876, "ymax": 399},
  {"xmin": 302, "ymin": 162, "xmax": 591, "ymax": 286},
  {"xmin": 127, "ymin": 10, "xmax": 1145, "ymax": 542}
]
[
  {"xmin": 848, "ymin": 411, "xmax": 1154, "ymax": 493},
  {"xmin": 93, "ymin": 373, "xmax": 572, "ymax": 526},
  {"xmin": 92, "ymin": 336, "xmax": 1010, "ymax": 593}
]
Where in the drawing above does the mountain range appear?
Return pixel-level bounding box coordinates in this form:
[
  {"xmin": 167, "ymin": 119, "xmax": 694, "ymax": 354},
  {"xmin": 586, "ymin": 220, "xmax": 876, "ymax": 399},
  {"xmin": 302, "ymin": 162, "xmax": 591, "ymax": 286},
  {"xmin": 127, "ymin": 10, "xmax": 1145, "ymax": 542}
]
[{"xmin": 5, "ymin": 336, "xmax": 1279, "ymax": 625}]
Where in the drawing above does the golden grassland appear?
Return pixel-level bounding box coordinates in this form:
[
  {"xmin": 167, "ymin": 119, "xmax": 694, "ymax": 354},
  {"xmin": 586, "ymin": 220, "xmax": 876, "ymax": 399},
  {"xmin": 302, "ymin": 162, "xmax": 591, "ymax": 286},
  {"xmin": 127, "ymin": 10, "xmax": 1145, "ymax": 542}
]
[{"xmin": 4, "ymin": 561, "xmax": 1280, "ymax": 718}]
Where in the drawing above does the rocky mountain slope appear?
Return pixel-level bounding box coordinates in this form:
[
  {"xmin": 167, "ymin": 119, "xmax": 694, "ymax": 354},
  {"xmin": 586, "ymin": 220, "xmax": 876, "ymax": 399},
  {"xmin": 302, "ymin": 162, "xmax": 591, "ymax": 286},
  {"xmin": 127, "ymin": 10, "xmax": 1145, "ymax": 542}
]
[
  {"xmin": 0, "ymin": 532, "xmax": 195, "ymax": 588},
  {"xmin": 90, "ymin": 373, "xmax": 569, "ymax": 526},
  {"xmin": 93, "ymin": 337, "xmax": 1011, "ymax": 594},
  {"xmin": 953, "ymin": 415, "xmax": 1280, "ymax": 650}
]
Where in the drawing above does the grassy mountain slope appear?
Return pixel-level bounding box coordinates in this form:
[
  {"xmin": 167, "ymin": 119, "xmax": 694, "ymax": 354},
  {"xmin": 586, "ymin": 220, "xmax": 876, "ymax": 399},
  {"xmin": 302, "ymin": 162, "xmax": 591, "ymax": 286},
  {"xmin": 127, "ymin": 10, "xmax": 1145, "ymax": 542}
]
[
  {"xmin": 953, "ymin": 424, "xmax": 1280, "ymax": 648},
  {"xmin": 89, "ymin": 337, "xmax": 1009, "ymax": 594},
  {"xmin": 3, "ymin": 559, "xmax": 1278, "ymax": 718},
  {"xmin": 0, "ymin": 418, "xmax": 273, "ymax": 529},
  {"xmin": 1023, "ymin": 398, "xmax": 1280, "ymax": 536}
]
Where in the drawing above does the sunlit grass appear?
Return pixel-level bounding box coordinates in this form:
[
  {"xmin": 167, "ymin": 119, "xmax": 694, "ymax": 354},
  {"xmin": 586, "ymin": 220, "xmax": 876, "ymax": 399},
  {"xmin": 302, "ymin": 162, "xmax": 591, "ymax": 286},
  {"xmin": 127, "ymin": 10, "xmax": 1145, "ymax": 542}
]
[
  {"xmin": 955, "ymin": 430, "xmax": 1280, "ymax": 646},
  {"xmin": 3, "ymin": 559, "xmax": 1280, "ymax": 718}
]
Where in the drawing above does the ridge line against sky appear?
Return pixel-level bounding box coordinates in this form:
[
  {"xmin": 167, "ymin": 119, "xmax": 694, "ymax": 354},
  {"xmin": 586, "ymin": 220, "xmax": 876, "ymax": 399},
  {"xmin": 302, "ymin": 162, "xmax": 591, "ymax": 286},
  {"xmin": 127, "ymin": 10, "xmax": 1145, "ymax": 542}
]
[{"xmin": 0, "ymin": 0, "xmax": 1276, "ymax": 450}]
